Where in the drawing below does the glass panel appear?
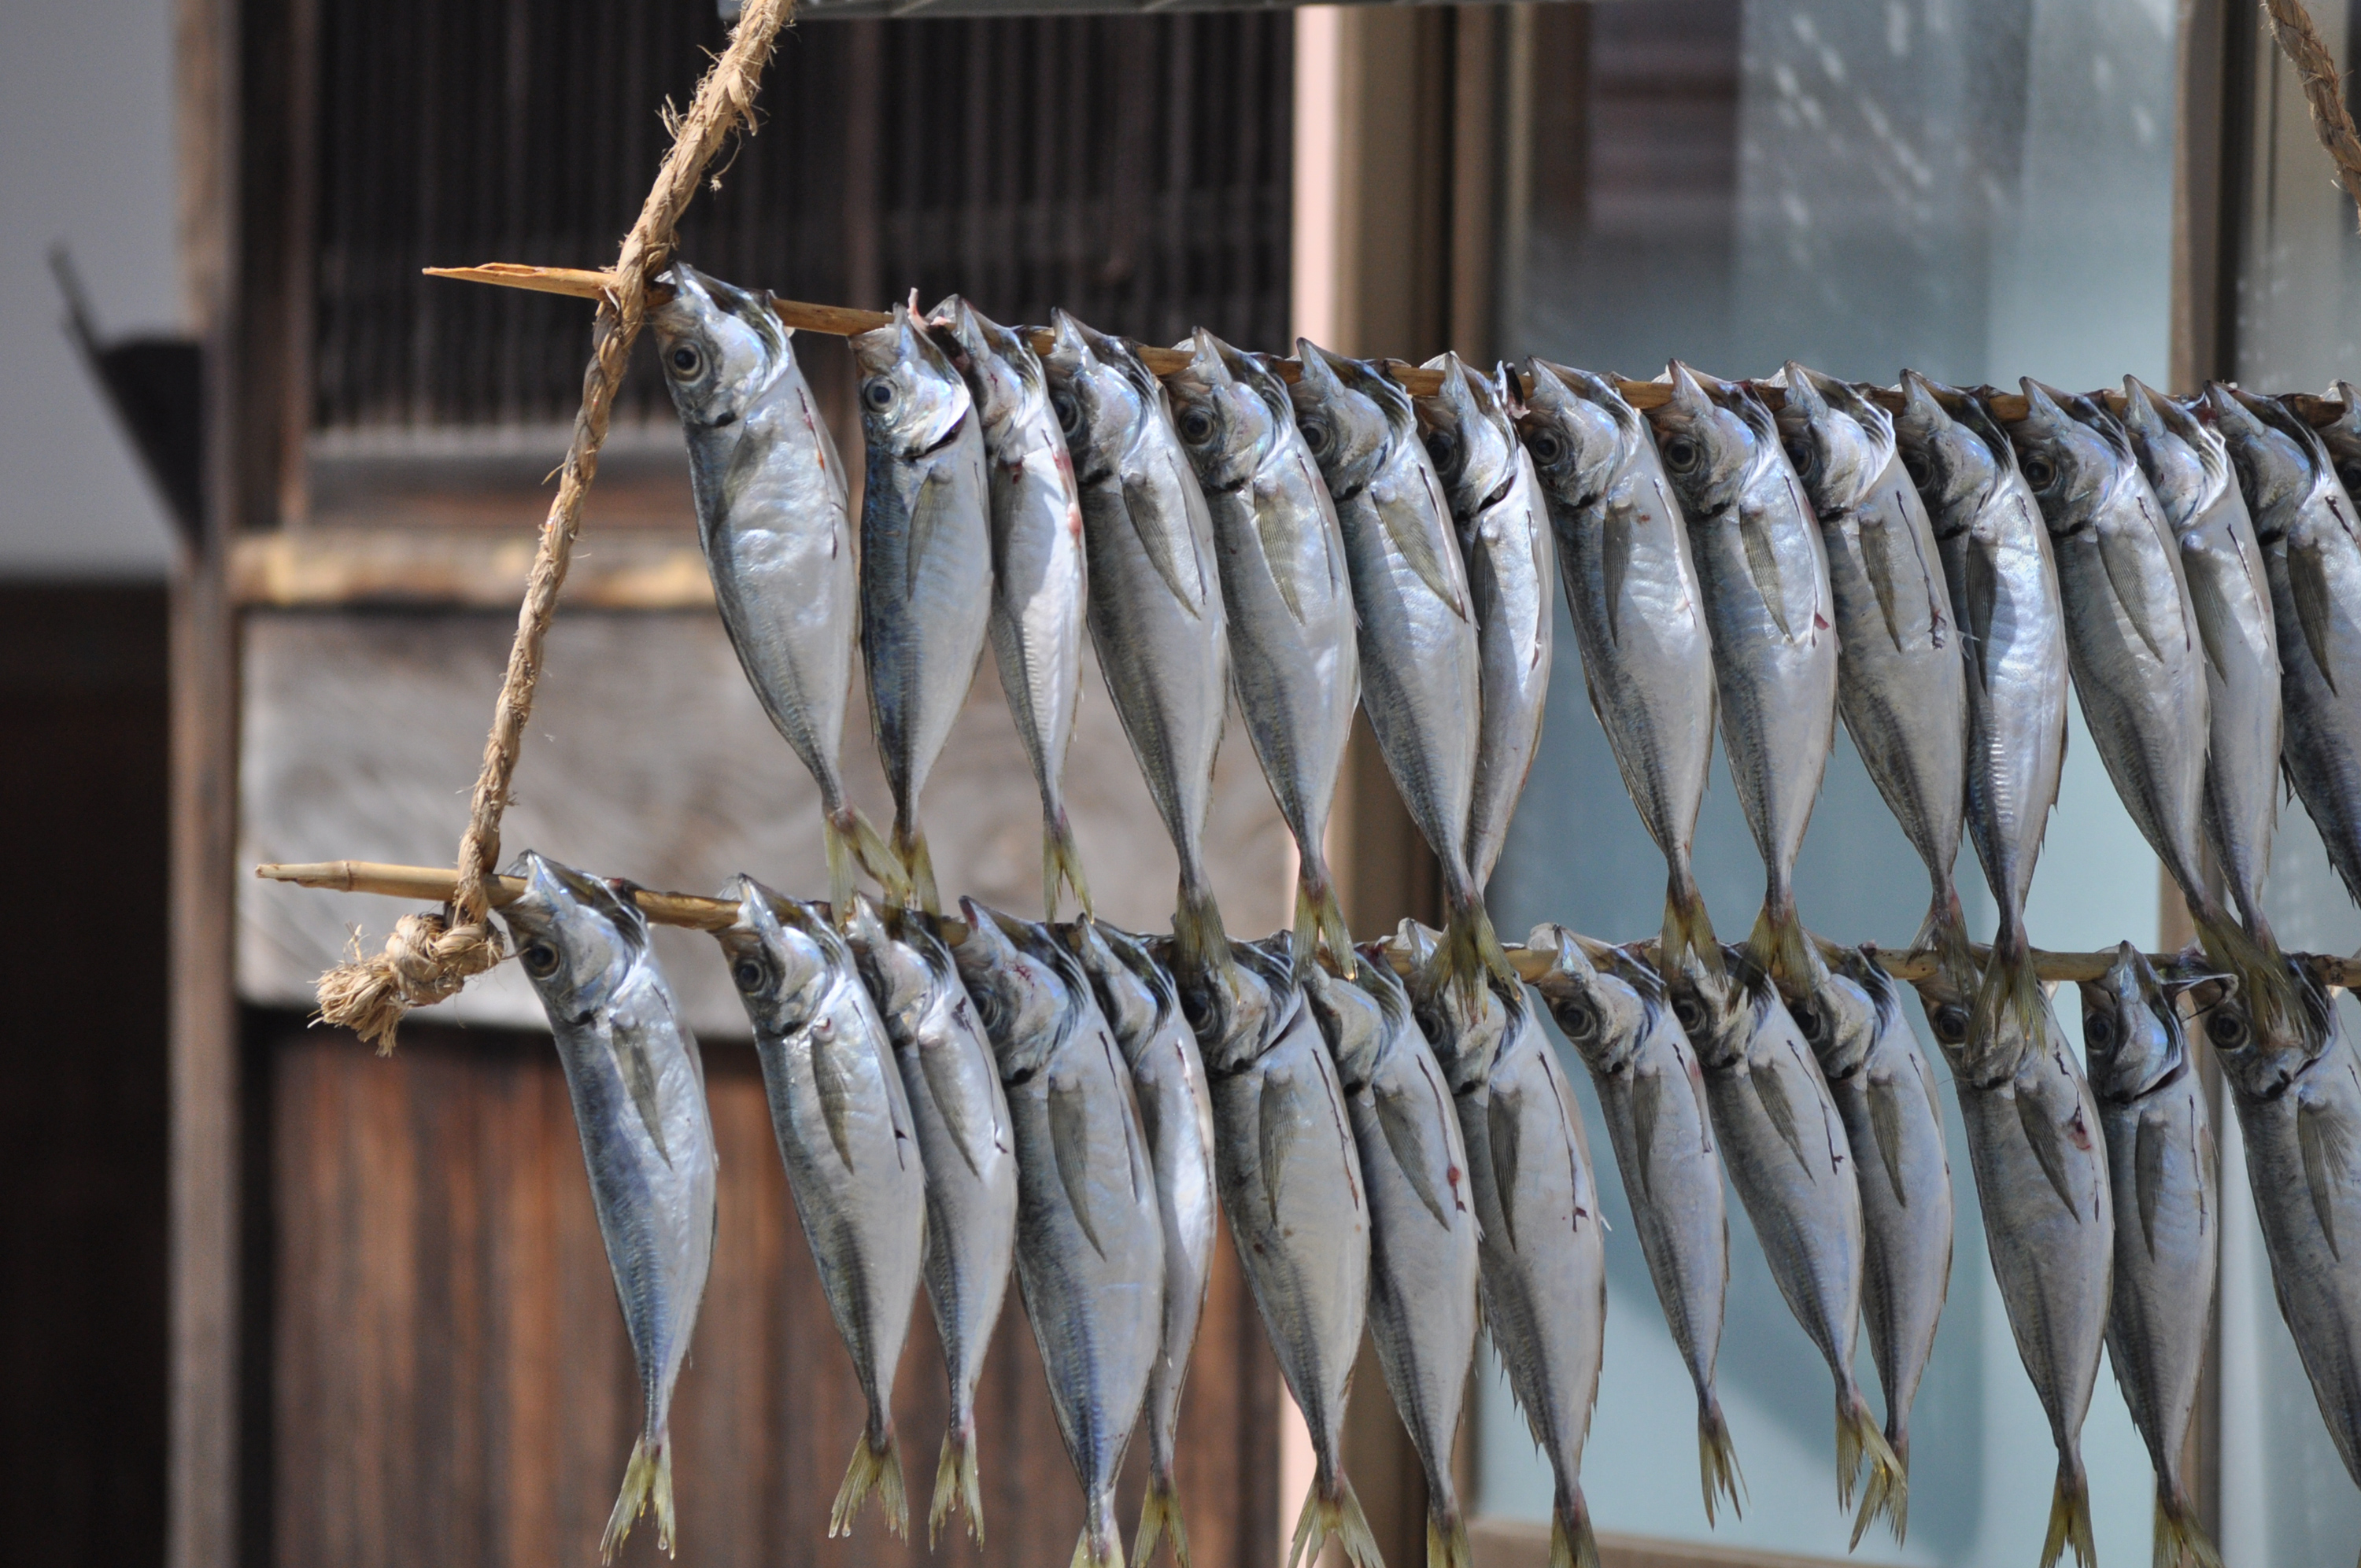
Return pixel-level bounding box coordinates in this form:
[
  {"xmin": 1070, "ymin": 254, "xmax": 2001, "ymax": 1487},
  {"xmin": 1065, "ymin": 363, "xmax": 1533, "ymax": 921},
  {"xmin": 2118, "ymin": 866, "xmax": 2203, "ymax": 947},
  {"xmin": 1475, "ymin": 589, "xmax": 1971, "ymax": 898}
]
[{"xmin": 1483, "ymin": 2, "xmax": 2182, "ymax": 1562}]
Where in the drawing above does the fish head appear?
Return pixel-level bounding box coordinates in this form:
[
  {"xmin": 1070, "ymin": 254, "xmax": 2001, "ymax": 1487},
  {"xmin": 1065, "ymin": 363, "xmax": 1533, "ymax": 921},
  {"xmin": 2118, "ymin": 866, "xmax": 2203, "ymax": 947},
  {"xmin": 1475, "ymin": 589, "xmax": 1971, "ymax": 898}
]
[
  {"xmin": 927, "ymin": 294, "xmax": 1044, "ymax": 444},
  {"xmin": 1301, "ymin": 957, "xmax": 1387, "ymax": 1092},
  {"xmin": 1517, "ymin": 360, "xmax": 1633, "ymax": 507},
  {"xmin": 2201, "ymin": 382, "xmax": 2329, "ymax": 537},
  {"xmin": 1645, "ymin": 363, "xmax": 1757, "ymax": 518},
  {"xmin": 648, "ymin": 263, "xmax": 795, "ymax": 432},
  {"xmin": 2192, "ymin": 957, "xmax": 2341, "ymax": 1101},
  {"xmin": 2076, "ymin": 942, "xmax": 2185, "ymax": 1105},
  {"xmin": 1288, "ymin": 341, "xmax": 1392, "ymax": 501},
  {"xmin": 851, "ymin": 302, "xmax": 975, "ymax": 458},
  {"xmin": 2115, "ymin": 377, "xmax": 2219, "ymax": 533},
  {"xmin": 1788, "ymin": 949, "xmax": 1883, "ymax": 1082},
  {"xmin": 951, "ymin": 899, "xmax": 1078, "ymax": 1079},
  {"xmin": 2322, "ymin": 379, "xmax": 2361, "ymax": 499},
  {"xmin": 499, "ymin": 851, "xmax": 651, "ymax": 1016},
  {"xmin": 1062, "ymin": 919, "xmax": 1162, "ymax": 1044},
  {"xmin": 1773, "ymin": 363, "xmax": 1892, "ymax": 518},
  {"xmin": 1040, "ymin": 309, "xmax": 1149, "ymax": 486},
  {"xmin": 714, "ymin": 874, "xmax": 834, "ymax": 1037},
  {"xmin": 1398, "ymin": 921, "xmax": 1506, "ymax": 1091},
  {"xmin": 840, "ymin": 893, "xmax": 929, "ymax": 1025},
  {"xmin": 1162, "ymin": 328, "xmax": 1274, "ymax": 493},
  {"xmin": 1525, "ymin": 923, "xmax": 1650, "ymax": 1074},
  {"xmin": 1414, "ymin": 352, "xmax": 1518, "ymax": 526},
  {"xmin": 1158, "ymin": 932, "xmax": 1277, "ymax": 1072},
  {"xmin": 1893, "ymin": 371, "xmax": 2007, "ymax": 532},
  {"xmin": 1654, "ymin": 940, "xmax": 1746, "ymax": 1067},
  {"xmin": 2010, "ymin": 378, "xmax": 2128, "ymax": 537}
]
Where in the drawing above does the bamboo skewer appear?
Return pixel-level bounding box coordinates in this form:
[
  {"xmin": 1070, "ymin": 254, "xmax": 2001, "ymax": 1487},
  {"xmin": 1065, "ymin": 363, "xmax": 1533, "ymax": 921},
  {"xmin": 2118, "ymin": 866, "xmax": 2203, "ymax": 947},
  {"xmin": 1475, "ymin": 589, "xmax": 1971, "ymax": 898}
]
[
  {"xmin": 257, "ymin": 860, "xmax": 2359, "ymax": 991},
  {"xmin": 423, "ymin": 261, "xmax": 2355, "ymax": 427}
]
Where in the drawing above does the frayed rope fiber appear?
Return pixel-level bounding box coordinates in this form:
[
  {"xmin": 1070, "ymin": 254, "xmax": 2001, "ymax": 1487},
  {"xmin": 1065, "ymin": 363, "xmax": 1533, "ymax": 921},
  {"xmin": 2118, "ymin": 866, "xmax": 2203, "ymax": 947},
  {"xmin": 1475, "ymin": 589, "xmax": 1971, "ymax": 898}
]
[
  {"xmin": 312, "ymin": 0, "xmax": 799, "ymax": 1050},
  {"xmin": 2262, "ymin": 0, "xmax": 2361, "ymax": 229}
]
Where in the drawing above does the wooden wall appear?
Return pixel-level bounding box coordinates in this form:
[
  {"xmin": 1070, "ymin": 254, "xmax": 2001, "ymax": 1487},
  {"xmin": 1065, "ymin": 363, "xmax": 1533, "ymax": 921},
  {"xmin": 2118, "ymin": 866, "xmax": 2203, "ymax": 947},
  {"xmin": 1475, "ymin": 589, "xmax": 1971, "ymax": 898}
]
[{"xmin": 262, "ymin": 1013, "xmax": 1282, "ymax": 1568}]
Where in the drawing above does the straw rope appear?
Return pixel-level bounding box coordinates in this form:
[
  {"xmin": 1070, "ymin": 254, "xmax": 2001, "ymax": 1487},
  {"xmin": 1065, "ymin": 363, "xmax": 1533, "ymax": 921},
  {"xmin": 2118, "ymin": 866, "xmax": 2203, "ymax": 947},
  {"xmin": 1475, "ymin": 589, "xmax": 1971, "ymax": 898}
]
[
  {"xmin": 2263, "ymin": 0, "xmax": 2361, "ymax": 227},
  {"xmin": 314, "ymin": 0, "xmax": 797, "ymax": 1051}
]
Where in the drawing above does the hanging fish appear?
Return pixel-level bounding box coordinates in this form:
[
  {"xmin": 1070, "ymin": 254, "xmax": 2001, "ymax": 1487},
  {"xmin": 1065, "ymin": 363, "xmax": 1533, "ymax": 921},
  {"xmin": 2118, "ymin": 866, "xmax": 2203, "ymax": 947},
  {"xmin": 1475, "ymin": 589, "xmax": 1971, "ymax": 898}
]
[
  {"xmin": 1405, "ymin": 923, "xmax": 1607, "ymax": 1568},
  {"xmin": 1063, "ymin": 921, "xmax": 1218, "ymax": 1568},
  {"xmin": 1415, "ymin": 353, "xmax": 1555, "ymax": 890},
  {"xmin": 1524, "ymin": 925, "xmax": 1742, "ymax": 1524},
  {"xmin": 1645, "ymin": 364, "xmax": 1838, "ymax": 991},
  {"xmin": 2115, "ymin": 380, "xmax": 2280, "ymax": 950},
  {"xmin": 1291, "ymin": 342, "xmax": 1502, "ymax": 998},
  {"xmin": 1162, "ymin": 329, "xmax": 1360, "ymax": 974},
  {"xmin": 1302, "ymin": 952, "xmax": 1482, "ymax": 1568},
  {"xmin": 2075, "ymin": 944, "xmax": 2222, "ymax": 1568},
  {"xmin": 841, "ymin": 898, "xmax": 1018, "ymax": 1546},
  {"xmin": 930, "ymin": 295, "xmax": 1093, "ymax": 918},
  {"xmin": 953, "ymin": 902, "xmax": 1165, "ymax": 1568},
  {"xmin": 1786, "ymin": 944, "xmax": 1952, "ymax": 1544},
  {"xmin": 1912, "ymin": 976, "xmax": 2111, "ymax": 1568},
  {"xmin": 648, "ymin": 264, "xmax": 889, "ymax": 910},
  {"xmin": 1656, "ymin": 939, "xmax": 1901, "ymax": 1538},
  {"xmin": 1518, "ymin": 361, "xmax": 1720, "ymax": 973},
  {"xmin": 2317, "ymin": 378, "xmax": 2361, "ymax": 504},
  {"xmin": 1775, "ymin": 364, "xmax": 1970, "ymax": 975},
  {"xmin": 1042, "ymin": 312, "xmax": 1233, "ymax": 982},
  {"xmin": 716, "ymin": 877, "xmax": 928, "ymax": 1540},
  {"xmin": 1169, "ymin": 934, "xmax": 1380, "ymax": 1568},
  {"xmin": 852, "ymin": 302, "xmax": 994, "ymax": 913},
  {"xmin": 502, "ymin": 853, "xmax": 719, "ymax": 1562}
]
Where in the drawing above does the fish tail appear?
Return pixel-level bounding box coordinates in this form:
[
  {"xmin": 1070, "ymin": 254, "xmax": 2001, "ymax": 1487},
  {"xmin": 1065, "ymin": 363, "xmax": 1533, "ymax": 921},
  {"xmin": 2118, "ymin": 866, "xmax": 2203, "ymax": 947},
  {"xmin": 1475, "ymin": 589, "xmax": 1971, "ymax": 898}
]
[
  {"xmin": 2192, "ymin": 902, "xmax": 2296, "ymax": 1042},
  {"xmin": 894, "ymin": 818, "xmax": 943, "ymax": 916},
  {"xmin": 1916, "ymin": 887, "xmax": 1977, "ymax": 993},
  {"xmin": 2152, "ymin": 1485, "xmax": 2224, "ymax": 1568},
  {"xmin": 1971, "ymin": 923, "xmax": 2047, "ymax": 1050},
  {"xmin": 1425, "ymin": 1507, "xmax": 1472, "ymax": 1568},
  {"xmin": 598, "ymin": 1430, "xmax": 674, "ymax": 1562},
  {"xmin": 1044, "ymin": 806, "xmax": 1094, "ymax": 921},
  {"xmin": 1549, "ymin": 1485, "xmax": 1599, "ymax": 1568},
  {"xmin": 829, "ymin": 804, "xmax": 904, "ymax": 911},
  {"xmin": 1696, "ymin": 1393, "xmax": 1746, "ymax": 1526},
  {"xmin": 1071, "ymin": 1492, "xmax": 1126, "ymax": 1568},
  {"xmin": 1295, "ymin": 858, "xmax": 1357, "ymax": 980},
  {"xmin": 2041, "ymin": 1452, "xmax": 2095, "ymax": 1568},
  {"xmin": 1743, "ymin": 885, "xmax": 1815, "ymax": 991},
  {"xmin": 928, "ymin": 1422, "xmax": 984, "ymax": 1548},
  {"xmin": 1132, "ymin": 1473, "xmax": 1191, "ymax": 1568},
  {"xmin": 1171, "ymin": 873, "xmax": 1232, "ymax": 982},
  {"xmin": 1289, "ymin": 1474, "xmax": 1385, "ymax": 1568},
  {"xmin": 1440, "ymin": 884, "xmax": 1515, "ymax": 1006},
  {"xmin": 1662, "ymin": 865, "xmax": 1723, "ymax": 980},
  {"xmin": 829, "ymin": 1424, "xmax": 909, "ymax": 1540},
  {"xmin": 1835, "ymin": 1388, "xmax": 1905, "ymax": 1539}
]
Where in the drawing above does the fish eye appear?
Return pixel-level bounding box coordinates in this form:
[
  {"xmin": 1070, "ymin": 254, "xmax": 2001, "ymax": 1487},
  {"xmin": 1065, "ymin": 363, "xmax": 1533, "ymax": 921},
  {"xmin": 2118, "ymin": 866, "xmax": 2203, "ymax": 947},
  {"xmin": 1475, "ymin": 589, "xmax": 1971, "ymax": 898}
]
[
  {"xmin": 863, "ymin": 378, "xmax": 897, "ymax": 411},
  {"xmin": 667, "ymin": 342, "xmax": 704, "ymax": 379},
  {"xmin": 1301, "ymin": 419, "xmax": 1332, "ymax": 456},
  {"xmin": 1177, "ymin": 405, "xmax": 1217, "ymax": 446},
  {"xmin": 1782, "ymin": 437, "xmax": 1814, "ymax": 474},
  {"xmin": 2082, "ymin": 1012, "xmax": 2115, "ymax": 1050},
  {"xmin": 731, "ymin": 955, "xmax": 767, "ymax": 994},
  {"xmin": 1051, "ymin": 390, "xmax": 1081, "ymax": 434},
  {"xmin": 2207, "ymin": 1007, "xmax": 2249, "ymax": 1050},
  {"xmin": 2339, "ymin": 462, "xmax": 2361, "ymax": 496},
  {"xmin": 1790, "ymin": 999, "xmax": 1825, "ymax": 1043},
  {"xmin": 1661, "ymin": 435, "xmax": 1701, "ymax": 474},
  {"xmin": 1901, "ymin": 448, "xmax": 1933, "ymax": 486},
  {"xmin": 1672, "ymin": 996, "xmax": 1705, "ymax": 1033},
  {"xmin": 1527, "ymin": 430, "xmax": 1565, "ymax": 464},
  {"xmin": 1424, "ymin": 430, "xmax": 1459, "ymax": 474},
  {"xmin": 1931, "ymin": 1004, "xmax": 1969, "ymax": 1044},
  {"xmin": 1557, "ymin": 1002, "xmax": 1597, "ymax": 1042},
  {"xmin": 2020, "ymin": 452, "xmax": 2058, "ymax": 489},
  {"xmin": 521, "ymin": 940, "xmax": 561, "ymax": 980}
]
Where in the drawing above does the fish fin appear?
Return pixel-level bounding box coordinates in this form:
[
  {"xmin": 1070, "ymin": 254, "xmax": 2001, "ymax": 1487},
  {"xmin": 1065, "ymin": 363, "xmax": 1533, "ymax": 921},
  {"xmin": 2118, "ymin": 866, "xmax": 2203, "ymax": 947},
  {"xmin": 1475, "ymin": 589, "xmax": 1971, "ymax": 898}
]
[
  {"xmin": 1383, "ymin": 492, "xmax": 1470, "ymax": 619},
  {"xmin": 1258, "ymin": 508, "xmax": 1314, "ymax": 627},
  {"xmin": 1867, "ymin": 1073, "xmax": 1912, "ymax": 1208},
  {"xmin": 599, "ymin": 1431, "xmax": 673, "ymax": 1562},
  {"xmin": 1964, "ymin": 539, "xmax": 2000, "ymax": 688},
  {"xmin": 1742, "ymin": 516, "xmax": 1793, "ymax": 637},
  {"xmin": 1661, "ymin": 871, "xmax": 1724, "ymax": 983},
  {"xmin": 1698, "ymin": 1395, "xmax": 1747, "ymax": 1526},
  {"xmin": 2041, "ymin": 1454, "xmax": 2095, "ymax": 1568},
  {"xmin": 829, "ymin": 806, "xmax": 905, "ymax": 910},
  {"xmin": 611, "ymin": 1035, "xmax": 671, "ymax": 1164},
  {"xmin": 1044, "ymin": 808, "xmax": 1094, "ymax": 921},
  {"xmin": 812, "ymin": 1027, "xmax": 861, "ymax": 1172},
  {"xmin": 1969, "ymin": 933, "xmax": 2045, "ymax": 1075},
  {"xmin": 929, "ymin": 1425, "xmax": 984, "ymax": 1548},
  {"xmin": 892, "ymin": 818, "xmax": 943, "ymax": 915},
  {"xmin": 1134, "ymin": 1477, "xmax": 1190, "ymax": 1568},
  {"xmin": 2017, "ymin": 1077, "xmax": 2086, "ymax": 1219},
  {"xmin": 1743, "ymin": 896, "xmax": 1814, "ymax": 993},
  {"xmin": 920, "ymin": 1039, "xmax": 991, "ymax": 1179},
  {"xmin": 1426, "ymin": 1510, "xmax": 1472, "ymax": 1568},
  {"xmin": 1550, "ymin": 1488, "xmax": 1600, "ymax": 1568},
  {"xmin": 2153, "ymin": 1487, "xmax": 2224, "ymax": 1568},
  {"xmin": 2135, "ymin": 1112, "xmax": 2167, "ymax": 1258},
  {"xmin": 1916, "ymin": 891, "xmax": 1976, "ymax": 993},
  {"xmin": 1630, "ymin": 1069, "xmax": 1662, "ymax": 1206},
  {"xmin": 1290, "ymin": 1477, "xmax": 1385, "ymax": 1568},
  {"xmin": 1260, "ymin": 1068, "xmax": 1302, "ymax": 1230},
  {"xmin": 1295, "ymin": 861, "xmax": 1357, "ymax": 980},
  {"xmin": 1752, "ymin": 1059, "xmax": 1813, "ymax": 1179},
  {"xmin": 1122, "ymin": 460, "xmax": 1211, "ymax": 616},
  {"xmin": 1602, "ymin": 511, "xmax": 1633, "ymax": 643},
  {"xmin": 1837, "ymin": 1390, "xmax": 1906, "ymax": 1540},
  {"xmin": 829, "ymin": 1427, "xmax": 910, "ymax": 1540},
  {"xmin": 1170, "ymin": 876, "xmax": 1231, "ymax": 990},
  {"xmin": 1051, "ymin": 1073, "xmax": 1107, "ymax": 1257},
  {"xmin": 1376, "ymin": 1077, "xmax": 1456, "ymax": 1230},
  {"xmin": 2290, "ymin": 536, "xmax": 2341, "ymax": 693},
  {"xmin": 1072, "ymin": 1500, "xmax": 1127, "ymax": 1568},
  {"xmin": 1439, "ymin": 889, "xmax": 1516, "ymax": 1006},
  {"xmin": 1858, "ymin": 513, "xmax": 1909, "ymax": 653},
  {"xmin": 2298, "ymin": 1098, "xmax": 2348, "ymax": 1260},
  {"xmin": 2097, "ymin": 518, "xmax": 2171, "ymax": 665},
  {"xmin": 1487, "ymin": 1082, "xmax": 1523, "ymax": 1249}
]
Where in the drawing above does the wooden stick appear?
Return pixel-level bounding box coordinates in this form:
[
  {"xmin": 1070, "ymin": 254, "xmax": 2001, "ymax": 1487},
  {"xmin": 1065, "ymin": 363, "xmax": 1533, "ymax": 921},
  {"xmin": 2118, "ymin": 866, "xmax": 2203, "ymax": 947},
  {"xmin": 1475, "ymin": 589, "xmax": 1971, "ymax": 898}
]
[
  {"xmin": 423, "ymin": 260, "xmax": 2353, "ymax": 427},
  {"xmin": 260, "ymin": 859, "xmax": 2358, "ymax": 989}
]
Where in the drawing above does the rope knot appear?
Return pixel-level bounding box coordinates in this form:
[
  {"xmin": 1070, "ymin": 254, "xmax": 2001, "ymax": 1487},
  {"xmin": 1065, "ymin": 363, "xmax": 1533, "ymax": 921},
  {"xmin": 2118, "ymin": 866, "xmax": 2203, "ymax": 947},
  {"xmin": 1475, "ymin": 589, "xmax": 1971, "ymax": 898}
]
[{"xmin": 316, "ymin": 911, "xmax": 504, "ymax": 1054}]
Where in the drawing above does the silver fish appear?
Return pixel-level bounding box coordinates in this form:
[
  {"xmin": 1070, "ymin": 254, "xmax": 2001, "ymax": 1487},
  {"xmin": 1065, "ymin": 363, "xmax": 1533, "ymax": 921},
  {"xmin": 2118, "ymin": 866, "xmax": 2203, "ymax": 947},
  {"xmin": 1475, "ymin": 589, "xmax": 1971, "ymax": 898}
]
[
  {"xmin": 501, "ymin": 853, "xmax": 719, "ymax": 1562},
  {"xmin": 716, "ymin": 877, "xmax": 928, "ymax": 1540},
  {"xmin": 1646, "ymin": 364, "xmax": 1838, "ymax": 991},
  {"xmin": 2075, "ymin": 944, "xmax": 2222, "ymax": 1568},
  {"xmin": 1891, "ymin": 372, "xmax": 2068, "ymax": 1015},
  {"xmin": 649, "ymin": 264, "xmax": 885, "ymax": 909},
  {"xmin": 852, "ymin": 304, "xmax": 994, "ymax": 913},
  {"xmin": 1162, "ymin": 329, "xmax": 1360, "ymax": 974},
  {"xmin": 1291, "ymin": 342, "xmax": 1501, "ymax": 995},
  {"xmin": 1042, "ymin": 312, "xmax": 1232, "ymax": 977},
  {"xmin": 1775, "ymin": 365, "xmax": 1970, "ymax": 971},
  {"xmin": 1062, "ymin": 920, "xmax": 1219, "ymax": 1568},
  {"xmin": 1658, "ymin": 941, "xmax": 1900, "ymax": 1537},
  {"xmin": 1171, "ymin": 935, "xmax": 1379, "ymax": 1568},
  {"xmin": 1302, "ymin": 950, "xmax": 1482, "ymax": 1568},
  {"xmin": 952, "ymin": 901, "xmax": 1165, "ymax": 1568},
  {"xmin": 1519, "ymin": 362, "xmax": 1721, "ymax": 971},
  {"xmin": 2318, "ymin": 378, "xmax": 2361, "ymax": 504},
  {"xmin": 931, "ymin": 296, "xmax": 1093, "ymax": 917},
  {"xmin": 1404, "ymin": 922, "xmax": 1607, "ymax": 1568},
  {"xmin": 2206, "ymin": 385, "xmax": 2361, "ymax": 914},
  {"xmin": 1913, "ymin": 974, "xmax": 2112, "ymax": 1568},
  {"xmin": 1524, "ymin": 924, "xmax": 1741, "ymax": 1524},
  {"xmin": 1788, "ymin": 945, "xmax": 1952, "ymax": 1544},
  {"xmin": 2204, "ymin": 966, "xmax": 2361, "ymax": 1503},
  {"xmin": 841, "ymin": 897, "xmax": 1019, "ymax": 1547},
  {"xmin": 1416, "ymin": 353, "xmax": 1556, "ymax": 890},
  {"xmin": 2117, "ymin": 380, "xmax": 2281, "ymax": 949}
]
